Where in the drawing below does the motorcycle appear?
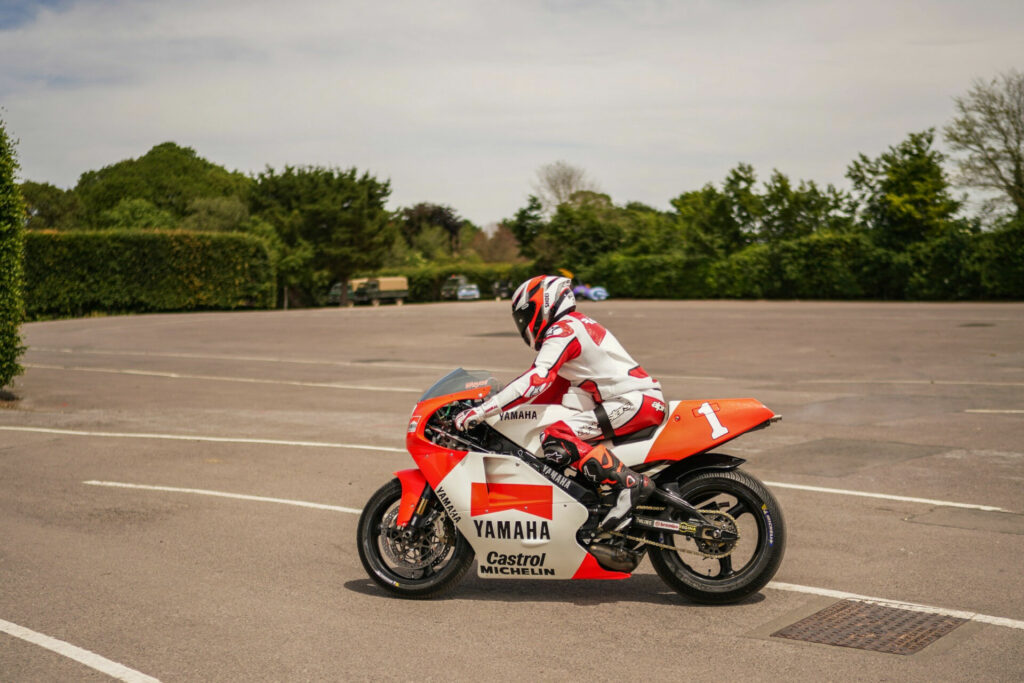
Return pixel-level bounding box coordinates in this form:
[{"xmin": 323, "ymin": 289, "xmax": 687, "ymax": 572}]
[{"xmin": 357, "ymin": 368, "xmax": 786, "ymax": 603}]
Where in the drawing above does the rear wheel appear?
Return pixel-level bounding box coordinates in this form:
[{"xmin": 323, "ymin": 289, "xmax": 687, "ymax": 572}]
[
  {"xmin": 357, "ymin": 479, "xmax": 474, "ymax": 599},
  {"xmin": 648, "ymin": 469, "xmax": 785, "ymax": 604}
]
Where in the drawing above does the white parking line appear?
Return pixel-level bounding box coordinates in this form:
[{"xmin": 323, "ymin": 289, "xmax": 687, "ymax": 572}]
[
  {"xmin": 83, "ymin": 481, "xmax": 362, "ymax": 514},
  {"xmin": 0, "ymin": 426, "xmax": 406, "ymax": 453},
  {"xmin": 29, "ymin": 347, "xmax": 484, "ymax": 373},
  {"xmin": 965, "ymin": 409, "xmax": 1024, "ymax": 414},
  {"xmin": 763, "ymin": 481, "xmax": 1007, "ymax": 512},
  {"xmin": 83, "ymin": 480, "xmax": 1024, "ymax": 632},
  {"xmin": 800, "ymin": 378, "xmax": 1024, "ymax": 388},
  {"xmin": 24, "ymin": 363, "xmax": 421, "ymax": 393},
  {"xmin": 0, "ymin": 617, "xmax": 160, "ymax": 682},
  {"xmin": 6, "ymin": 425, "xmax": 1008, "ymax": 511}
]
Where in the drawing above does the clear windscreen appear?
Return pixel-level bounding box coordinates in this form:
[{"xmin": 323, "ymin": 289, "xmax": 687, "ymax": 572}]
[{"xmin": 418, "ymin": 368, "xmax": 501, "ymax": 401}]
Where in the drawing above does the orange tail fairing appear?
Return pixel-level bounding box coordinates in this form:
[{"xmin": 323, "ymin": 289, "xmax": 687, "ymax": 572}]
[{"xmin": 644, "ymin": 399, "xmax": 775, "ymax": 463}]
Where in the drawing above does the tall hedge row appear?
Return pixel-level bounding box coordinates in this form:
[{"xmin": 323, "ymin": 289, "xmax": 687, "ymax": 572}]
[
  {"xmin": 25, "ymin": 230, "xmax": 276, "ymax": 318},
  {"xmin": 0, "ymin": 121, "xmax": 26, "ymax": 390},
  {"xmin": 582, "ymin": 226, "xmax": 1024, "ymax": 300}
]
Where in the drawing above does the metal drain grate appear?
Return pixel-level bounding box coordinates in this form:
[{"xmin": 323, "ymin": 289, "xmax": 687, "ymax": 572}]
[{"xmin": 772, "ymin": 600, "xmax": 968, "ymax": 655}]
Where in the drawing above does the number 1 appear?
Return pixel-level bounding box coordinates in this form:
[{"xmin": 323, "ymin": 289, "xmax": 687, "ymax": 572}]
[{"xmin": 697, "ymin": 402, "xmax": 729, "ymax": 439}]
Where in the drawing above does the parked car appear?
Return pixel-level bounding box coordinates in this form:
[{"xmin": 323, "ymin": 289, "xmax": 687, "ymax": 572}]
[
  {"xmin": 441, "ymin": 274, "xmax": 472, "ymax": 300},
  {"xmin": 573, "ymin": 283, "xmax": 609, "ymax": 301},
  {"xmin": 492, "ymin": 280, "xmax": 514, "ymax": 300},
  {"xmin": 456, "ymin": 283, "xmax": 481, "ymax": 300},
  {"xmin": 329, "ymin": 276, "xmax": 408, "ymax": 306}
]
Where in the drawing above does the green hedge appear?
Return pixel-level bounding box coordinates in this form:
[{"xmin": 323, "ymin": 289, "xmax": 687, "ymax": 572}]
[
  {"xmin": 583, "ymin": 252, "xmax": 714, "ymax": 299},
  {"xmin": 582, "ymin": 228, "xmax": 1023, "ymax": 300},
  {"xmin": 0, "ymin": 121, "xmax": 26, "ymax": 389},
  {"xmin": 25, "ymin": 230, "xmax": 276, "ymax": 318},
  {"xmin": 973, "ymin": 220, "xmax": 1024, "ymax": 299}
]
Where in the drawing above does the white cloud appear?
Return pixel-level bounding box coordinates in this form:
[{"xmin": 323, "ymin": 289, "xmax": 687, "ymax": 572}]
[{"xmin": 2, "ymin": 0, "xmax": 1022, "ymax": 225}]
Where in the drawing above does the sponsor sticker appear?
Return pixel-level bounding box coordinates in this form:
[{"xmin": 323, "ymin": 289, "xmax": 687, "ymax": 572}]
[
  {"xmin": 762, "ymin": 503, "xmax": 774, "ymax": 546},
  {"xmin": 473, "ymin": 519, "xmax": 551, "ymax": 541}
]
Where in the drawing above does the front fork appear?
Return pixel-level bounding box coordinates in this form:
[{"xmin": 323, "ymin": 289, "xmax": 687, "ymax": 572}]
[{"xmin": 394, "ymin": 469, "xmax": 433, "ymax": 529}]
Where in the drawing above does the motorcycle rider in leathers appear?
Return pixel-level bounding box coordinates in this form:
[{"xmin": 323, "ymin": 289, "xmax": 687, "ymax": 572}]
[{"xmin": 454, "ymin": 275, "xmax": 666, "ymax": 531}]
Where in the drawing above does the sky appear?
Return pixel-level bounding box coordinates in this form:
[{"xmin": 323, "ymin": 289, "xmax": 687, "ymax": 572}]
[{"xmin": 1, "ymin": 0, "xmax": 1022, "ymax": 227}]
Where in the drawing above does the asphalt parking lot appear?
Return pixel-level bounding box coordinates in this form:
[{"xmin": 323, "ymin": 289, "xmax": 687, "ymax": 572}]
[{"xmin": 1, "ymin": 299, "xmax": 1022, "ymax": 681}]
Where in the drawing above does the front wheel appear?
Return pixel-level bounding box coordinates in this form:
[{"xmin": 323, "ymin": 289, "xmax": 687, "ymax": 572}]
[
  {"xmin": 357, "ymin": 478, "xmax": 474, "ymax": 599},
  {"xmin": 648, "ymin": 469, "xmax": 785, "ymax": 604}
]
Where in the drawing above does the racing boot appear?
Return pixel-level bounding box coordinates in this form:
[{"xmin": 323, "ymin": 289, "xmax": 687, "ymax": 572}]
[{"xmin": 577, "ymin": 444, "xmax": 655, "ymax": 531}]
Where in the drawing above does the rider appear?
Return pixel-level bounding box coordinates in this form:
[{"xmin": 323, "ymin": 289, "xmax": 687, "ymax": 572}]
[{"xmin": 454, "ymin": 275, "xmax": 666, "ymax": 531}]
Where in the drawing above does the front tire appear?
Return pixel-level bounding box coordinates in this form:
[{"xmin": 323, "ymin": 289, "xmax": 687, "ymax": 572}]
[
  {"xmin": 649, "ymin": 469, "xmax": 785, "ymax": 604},
  {"xmin": 357, "ymin": 478, "xmax": 474, "ymax": 599}
]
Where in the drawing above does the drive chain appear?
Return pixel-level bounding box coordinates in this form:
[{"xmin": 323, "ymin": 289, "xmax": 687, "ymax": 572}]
[{"xmin": 609, "ymin": 507, "xmax": 739, "ymax": 559}]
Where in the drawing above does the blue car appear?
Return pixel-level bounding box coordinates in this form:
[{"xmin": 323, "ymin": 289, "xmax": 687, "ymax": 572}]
[{"xmin": 573, "ymin": 284, "xmax": 609, "ymax": 301}]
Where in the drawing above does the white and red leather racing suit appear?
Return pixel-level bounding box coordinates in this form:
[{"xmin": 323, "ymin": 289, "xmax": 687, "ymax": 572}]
[{"xmin": 477, "ymin": 311, "xmax": 666, "ymax": 471}]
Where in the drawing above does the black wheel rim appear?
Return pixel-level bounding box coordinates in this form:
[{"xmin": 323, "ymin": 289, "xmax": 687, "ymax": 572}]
[{"xmin": 659, "ymin": 482, "xmax": 768, "ymax": 583}]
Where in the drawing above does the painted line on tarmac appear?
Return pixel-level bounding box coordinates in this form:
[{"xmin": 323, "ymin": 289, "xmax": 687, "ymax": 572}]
[
  {"xmin": 26, "ymin": 349, "xmax": 732, "ymax": 383},
  {"xmin": 0, "ymin": 617, "xmax": 160, "ymax": 682},
  {"xmin": 82, "ymin": 480, "xmax": 1024, "ymax": 632},
  {"xmin": 0, "ymin": 426, "xmax": 406, "ymax": 453},
  {"xmin": 30, "ymin": 348, "xmax": 1024, "ymax": 388},
  {"xmin": 5, "ymin": 425, "xmax": 1006, "ymax": 511},
  {"xmin": 763, "ymin": 481, "xmax": 1007, "ymax": 512},
  {"xmin": 24, "ymin": 363, "xmax": 421, "ymax": 393},
  {"xmin": 965, "ymin": 409, "xmax": 1024, "ymax": 414},
  {"xmin": 801, "ymin": 378, "xmax": 1024, "ymax": 388},
  {"xmin": 767, "ymin": 582, "xmax": 1024, "ymax": 631},
  {"xmin": 83, "ymin": 481, "xmax": 363, "ymax": 514},
  {"xmin": 29, "ymin": 347, "xmax": 481, "ymax": 373}
]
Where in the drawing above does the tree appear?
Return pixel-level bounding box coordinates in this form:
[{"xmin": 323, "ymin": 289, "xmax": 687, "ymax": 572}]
[
  {"xmin": 97, "ymin": 198, "xmax": 177, "ymax": 230},
  {"xmin": 399, "ymin": 203, "xmax": 467, "ymax": 256},
  {"xmin": 944, "ymin": 69, "xmax": 1024, "ymax": 222},
  {"xmin": 543, "ymin": 192, "xmax": 626, "ymax": 269},
  {"xmin": 471, "ymin": 224, "xmax": 524, "ymax": 263},
  {"xmin": 504, "ymin": 195, "xmax": 545, "ymax": 259},
  {"xmin": 671, "ymin": 169, "xmax": 753, "ymax": 259},
  {"xmin": 759, "ymin": 171, "xmax": 853, "ymax": 243},
  {"xmin": 181, "ymin": 196, "xmax": 250, "ymax": 232},
  {"xmin": 74, "ymin": 142, "xmax": 251, "ymax": 226},
  {"xmin": 846, "ymin": 129, "xmax": 962, "ymax": 250},
  {"xmin": 251, "ymin": 165, "xmax": 392, "ymax": 306},
  {"xmin": 19, "ymin": 180, "xmax": 81, "ymax": 230},
  {"xmin": 0, "ymin": 116, "xmax": 26, "ymax": 392},
  {"xmin": 532, "ymin": 161, "xmax": 600, "ymax": 214}
]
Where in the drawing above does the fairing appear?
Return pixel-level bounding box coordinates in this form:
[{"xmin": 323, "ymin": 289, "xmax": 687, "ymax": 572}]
[{"xmin": 400, "ymin": 369, "xmax": 776, "ymax": 581}]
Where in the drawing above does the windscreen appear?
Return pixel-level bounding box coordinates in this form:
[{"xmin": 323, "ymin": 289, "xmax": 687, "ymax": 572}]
[{"xmin": 418, "ymin": 368, "xmax": 500, "ymax": 401}]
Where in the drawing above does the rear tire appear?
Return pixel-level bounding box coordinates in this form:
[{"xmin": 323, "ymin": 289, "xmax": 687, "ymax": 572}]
[
  {"xmin": 357, "ymin": 479, "xmax": 474, "ymax": 599},
  {"xmin": 648, "ymin": 469, "xmax": 785, "ymax": 604}
]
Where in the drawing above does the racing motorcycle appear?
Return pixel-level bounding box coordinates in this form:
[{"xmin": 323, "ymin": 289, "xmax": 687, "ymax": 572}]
[{"xmin": 357, "ymin": 369, "xmax": 786, "ymax": 603}]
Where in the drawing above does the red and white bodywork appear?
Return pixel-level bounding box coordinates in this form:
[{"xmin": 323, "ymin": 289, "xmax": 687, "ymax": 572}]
[{"xmin": 400, "ymin": 377, "xmax": 775, "ymax": 581}]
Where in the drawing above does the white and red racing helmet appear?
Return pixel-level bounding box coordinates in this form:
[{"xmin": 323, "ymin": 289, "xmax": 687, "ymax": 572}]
[{"xmin": 511, "ymin": 275, "xmax": 576, "ymax": 350}]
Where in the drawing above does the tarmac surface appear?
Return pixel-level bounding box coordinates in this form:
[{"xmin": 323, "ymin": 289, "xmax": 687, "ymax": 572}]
[{"xmin": 1, "ymin": 299, "xmax": 1022, "ymax": 681}]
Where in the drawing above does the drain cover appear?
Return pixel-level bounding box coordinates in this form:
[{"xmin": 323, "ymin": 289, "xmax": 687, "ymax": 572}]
[{"xmin": 772, "ymin": 600, "xmax": 967, "ymax": 655}]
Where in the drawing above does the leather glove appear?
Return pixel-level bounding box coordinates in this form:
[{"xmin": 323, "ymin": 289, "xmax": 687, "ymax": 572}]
[{"xmin": 454, "ymin": 406, "xmax": 486, "ymax": 431}]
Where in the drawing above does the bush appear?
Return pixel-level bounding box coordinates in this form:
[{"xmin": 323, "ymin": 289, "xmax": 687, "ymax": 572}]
[
  {"xmin": 904, "ymin": 226, "xmax": 983, "ymax": 300},
  {"xmin": 584, "ymin": 252, "xmax": 714, "ymax": 299},
  {"xmin": 25, "ymin": 230, "xmax": 276, "ymax": 318},
  {"xmin": 0, "ymin": 120, "xmax": 26, "ymax": 390},
  {"xmin": 706, "ymin": 245, "xmax": 778, "ymax": 298},
  {"xmin": 975, "ymin": 220, "xmax": 1024, "ymax": 299},
  {"xmin": 774, "ymin": 232, "xmax": 893, "ymax": 299}
]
